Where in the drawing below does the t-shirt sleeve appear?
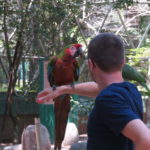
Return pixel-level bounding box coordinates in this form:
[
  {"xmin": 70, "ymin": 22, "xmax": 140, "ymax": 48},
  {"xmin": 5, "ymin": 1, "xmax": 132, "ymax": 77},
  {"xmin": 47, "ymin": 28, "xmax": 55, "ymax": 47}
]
[{"xmin": 96, "ymin": 94, "xmax": 140, "ymax": 136}]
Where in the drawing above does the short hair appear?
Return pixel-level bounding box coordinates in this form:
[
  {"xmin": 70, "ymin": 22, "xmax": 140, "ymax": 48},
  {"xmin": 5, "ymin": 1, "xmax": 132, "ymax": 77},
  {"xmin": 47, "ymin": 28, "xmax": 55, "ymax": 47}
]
[{"xmin": 88, "ymin": 32, "xmax": 124, "ymax": 73}]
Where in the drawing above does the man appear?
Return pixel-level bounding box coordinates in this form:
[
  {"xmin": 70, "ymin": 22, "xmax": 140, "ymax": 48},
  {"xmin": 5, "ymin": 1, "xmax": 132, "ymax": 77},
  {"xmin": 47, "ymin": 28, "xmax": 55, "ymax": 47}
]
[{"xmin": 37, "ymin": 33, "xmax": 150, "ymax": 150}]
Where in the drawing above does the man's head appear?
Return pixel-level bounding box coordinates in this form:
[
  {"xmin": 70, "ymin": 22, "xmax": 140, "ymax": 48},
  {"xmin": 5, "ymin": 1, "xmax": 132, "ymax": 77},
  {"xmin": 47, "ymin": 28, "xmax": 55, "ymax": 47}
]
[{"xmin": 88, "ymin": 32, "xmax": 125, "ymax": 73}]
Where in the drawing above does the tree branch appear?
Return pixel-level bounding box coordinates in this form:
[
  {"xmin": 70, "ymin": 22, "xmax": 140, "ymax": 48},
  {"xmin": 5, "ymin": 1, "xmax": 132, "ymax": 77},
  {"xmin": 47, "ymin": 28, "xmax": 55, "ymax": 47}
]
[
  {"xmin": 97, "ymin": 6, "xmax": 112, "ymax": 34},
  {"xmin": 137, "ymin": 23, "xmax": 150, "ymax": 48},
  {"xmin": 117, "ymin": 9, "xmax": 135, "ymax": 48},
  {"xmin": 115, "ymin": 11, "xmax": 150, "ymax": 35},
  {"xmin": 0, "ymin": 58, "xmax": 9, "ymax": 79},
  {"xmin": 3, "ymin": 0, "xmax": 12, "ymax": 67}
]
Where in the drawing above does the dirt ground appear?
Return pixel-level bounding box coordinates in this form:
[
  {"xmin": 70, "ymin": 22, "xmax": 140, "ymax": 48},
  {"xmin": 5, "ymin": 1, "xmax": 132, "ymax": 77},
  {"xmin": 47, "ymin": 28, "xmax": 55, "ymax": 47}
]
[
  {"xmin": 0, "ymin": 134, "xmax": 87, "ymax": 150},
  {"xmin": 51, "ymin": 134, "xmax": 87, "ymax": 150}
]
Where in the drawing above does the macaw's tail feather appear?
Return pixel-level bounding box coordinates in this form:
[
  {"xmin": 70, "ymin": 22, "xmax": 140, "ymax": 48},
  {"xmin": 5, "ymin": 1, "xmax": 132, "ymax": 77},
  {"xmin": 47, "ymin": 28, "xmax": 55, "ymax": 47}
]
[
  {"xmin": 54, "ymin": 94, "xmax": 71, "ymax": 150},
  {"xmin": 54, "ymin": 143, "xmax": 61, "ymax": 150}
]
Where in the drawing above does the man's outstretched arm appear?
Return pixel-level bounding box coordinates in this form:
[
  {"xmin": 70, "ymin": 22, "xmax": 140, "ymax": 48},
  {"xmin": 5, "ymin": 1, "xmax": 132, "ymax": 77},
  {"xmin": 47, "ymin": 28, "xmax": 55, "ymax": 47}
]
[{"xmin": 36, "ymin": 82, "xmax": 99, "ymax": 104}]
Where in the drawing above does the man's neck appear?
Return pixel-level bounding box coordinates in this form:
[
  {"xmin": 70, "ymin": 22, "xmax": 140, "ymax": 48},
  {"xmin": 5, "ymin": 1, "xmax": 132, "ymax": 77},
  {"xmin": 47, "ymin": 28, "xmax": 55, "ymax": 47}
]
[{"xmin": 96, "ymin": 71, "xmax": 124, "ymax": 91}]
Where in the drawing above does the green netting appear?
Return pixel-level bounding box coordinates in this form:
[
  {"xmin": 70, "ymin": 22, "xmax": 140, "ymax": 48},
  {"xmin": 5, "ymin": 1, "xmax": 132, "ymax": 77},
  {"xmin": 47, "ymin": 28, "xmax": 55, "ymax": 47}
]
[
  {"xmin": 0, "ymin": 92, "xmax": 39, "ymax": 115},
  {"xmin": 39, "ymin": 104, "xmax": 55, "ymax": 143}
]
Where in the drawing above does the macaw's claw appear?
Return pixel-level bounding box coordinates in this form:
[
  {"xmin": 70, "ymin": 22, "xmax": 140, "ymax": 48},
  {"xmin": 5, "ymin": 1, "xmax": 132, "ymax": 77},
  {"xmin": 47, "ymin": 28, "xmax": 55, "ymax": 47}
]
[
  {"xmin": 70, "ymin": 82, "xmax": 75, "ymax": 88},
  {"xmin": 52, "ymin": 85, "xmax": 57, "ymax": 91}
]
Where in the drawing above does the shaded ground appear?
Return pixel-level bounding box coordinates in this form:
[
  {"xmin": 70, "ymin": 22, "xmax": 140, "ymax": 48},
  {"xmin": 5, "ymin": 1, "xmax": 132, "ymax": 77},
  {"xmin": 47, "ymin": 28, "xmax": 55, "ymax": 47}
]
[
  {"xmin": 51, "ymin": 134, "xmax": 87, "ymax": 150},
  {"xmin": 0, "ymin": 134, "xmax": 87, "ymax": 150}
]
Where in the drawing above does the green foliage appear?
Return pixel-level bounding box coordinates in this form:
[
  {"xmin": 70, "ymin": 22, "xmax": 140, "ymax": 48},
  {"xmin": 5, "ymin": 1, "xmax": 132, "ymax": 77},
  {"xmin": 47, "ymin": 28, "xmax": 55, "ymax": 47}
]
[
  {"xmin": 1, "ymin": 0, "xmax": 149, "ymax": 102},
  {"xmin": 69, "ymin": 95, "xmax": 95, "ymax": 121},
  {"xmin": 0, "ymin": 1, "xmax": 3, "ymax": 16},
  {"xmin": 113, "ymin": 0, "xmax": 134, "ymax": 8},
  {"xmin": 15, "ymin": 81, "xmax": 39, "ymax": 93},
  {"xmin": 126, "ymin": 47, "xmax": 150, "ymax": 97},
  {"xmin": 0, "ymin": 0, "xmax": 139, "ymax": 94},
  {"xmin": 127, "ymin": 47, "xmax": 149, "ymax": 71}
]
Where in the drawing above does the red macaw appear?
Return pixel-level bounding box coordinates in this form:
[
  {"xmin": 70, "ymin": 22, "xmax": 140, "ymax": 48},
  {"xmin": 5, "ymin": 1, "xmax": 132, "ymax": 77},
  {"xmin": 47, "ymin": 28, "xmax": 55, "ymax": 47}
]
[{"xmin": 47, "ymin": 44, "xmax": 82, "ymax": 150}]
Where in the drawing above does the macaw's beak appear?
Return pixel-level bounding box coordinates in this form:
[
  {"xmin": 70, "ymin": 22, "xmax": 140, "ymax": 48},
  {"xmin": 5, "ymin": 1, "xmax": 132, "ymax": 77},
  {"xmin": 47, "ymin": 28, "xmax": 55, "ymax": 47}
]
[{"xmin": 73, "ymin": 47, "xmax": 83, "ymax": 58}]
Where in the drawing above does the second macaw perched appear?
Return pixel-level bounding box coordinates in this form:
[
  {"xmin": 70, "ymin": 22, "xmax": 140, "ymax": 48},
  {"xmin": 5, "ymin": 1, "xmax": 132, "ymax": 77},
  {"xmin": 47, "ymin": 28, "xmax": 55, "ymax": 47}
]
[
  {"xmin": 122, "ymin": 64, "xmax": 150, "ymax": 93},
  {"xmin": 47, "ymin": 44, "xmax": 82, "ymax": 150}
]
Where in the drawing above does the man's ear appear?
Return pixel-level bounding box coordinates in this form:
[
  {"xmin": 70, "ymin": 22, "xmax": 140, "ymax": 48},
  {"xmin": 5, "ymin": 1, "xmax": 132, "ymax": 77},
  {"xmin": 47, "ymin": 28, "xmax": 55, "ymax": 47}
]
[
  {"xmin": 123, "ymin": 57, "xmax": 126, "ymax": 64},
  {"xmin": 88, "ymin": 59, "xmax": 96, "ymax": 71},
  {"xmin": 121, "ymin": 57, "xmax": 126, "ymax": 67}
]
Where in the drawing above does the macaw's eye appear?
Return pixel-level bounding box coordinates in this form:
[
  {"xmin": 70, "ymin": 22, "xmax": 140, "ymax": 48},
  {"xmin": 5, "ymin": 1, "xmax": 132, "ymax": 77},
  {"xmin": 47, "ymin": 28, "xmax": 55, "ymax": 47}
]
[{"xmin": 70, "ymin": 46, "xmax": 76, "ymax": 51}]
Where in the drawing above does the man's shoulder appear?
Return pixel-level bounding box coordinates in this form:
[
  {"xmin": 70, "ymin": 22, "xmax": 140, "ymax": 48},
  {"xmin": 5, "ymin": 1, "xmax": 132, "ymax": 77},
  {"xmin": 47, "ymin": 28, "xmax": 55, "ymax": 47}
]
[
  {"xmin": 96, "ymin": 81, "xmax": 141, "ymax": 104},
  {"xmin": 101, "ymin": 81, "xmax": 138, "ymax": 95}
]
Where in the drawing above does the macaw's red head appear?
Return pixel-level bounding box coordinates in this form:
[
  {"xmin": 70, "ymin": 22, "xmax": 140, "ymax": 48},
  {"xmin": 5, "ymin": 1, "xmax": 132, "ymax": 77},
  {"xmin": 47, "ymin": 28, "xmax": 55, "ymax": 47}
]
[{"xmin": 65, "ymin": 44, "xmax": 83, "ymax": 58}]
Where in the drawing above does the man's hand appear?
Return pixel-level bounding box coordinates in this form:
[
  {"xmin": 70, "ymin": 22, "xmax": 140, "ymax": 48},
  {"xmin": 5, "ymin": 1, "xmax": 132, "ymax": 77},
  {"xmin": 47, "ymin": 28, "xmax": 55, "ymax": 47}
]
[{"xmin": 36, "ymin": 86, "xmax": 64, "ymax": 104}]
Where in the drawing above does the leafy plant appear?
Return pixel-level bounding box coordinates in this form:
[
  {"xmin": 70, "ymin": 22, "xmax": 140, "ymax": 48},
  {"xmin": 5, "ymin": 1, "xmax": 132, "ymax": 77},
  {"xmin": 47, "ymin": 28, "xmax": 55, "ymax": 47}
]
[
  {"xmin": 69, "ymin": 95, "xmax": 95, "ymax": 122},
  {"xmin": 113, "ymin": 0, "xmax": 134, "ymax": 8}
]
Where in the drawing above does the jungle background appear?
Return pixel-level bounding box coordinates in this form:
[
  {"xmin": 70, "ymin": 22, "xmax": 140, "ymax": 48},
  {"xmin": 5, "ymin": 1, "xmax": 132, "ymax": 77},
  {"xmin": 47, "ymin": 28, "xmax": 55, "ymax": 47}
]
[{"xmin": 0, "ymin": 0, "xmax": 150, "ymax": 146}]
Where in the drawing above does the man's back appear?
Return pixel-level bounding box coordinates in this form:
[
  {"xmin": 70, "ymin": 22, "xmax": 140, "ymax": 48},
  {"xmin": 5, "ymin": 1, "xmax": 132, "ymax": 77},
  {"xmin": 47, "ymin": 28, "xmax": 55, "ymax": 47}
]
[{"xmin": 87, "ymin": 81, "xmax": 143, "ymax": 150}]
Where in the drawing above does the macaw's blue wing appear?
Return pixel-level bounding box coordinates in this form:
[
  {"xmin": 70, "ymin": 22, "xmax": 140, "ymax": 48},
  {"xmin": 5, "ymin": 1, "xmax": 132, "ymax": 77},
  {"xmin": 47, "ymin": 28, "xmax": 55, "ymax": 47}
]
[
  {"xmin": 73, "ymin": 60, "xmax": 80, "ymax": 81},
  {"xmin": 47, "ymin": 56, "xmax": 58, "ymax": 86}
]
